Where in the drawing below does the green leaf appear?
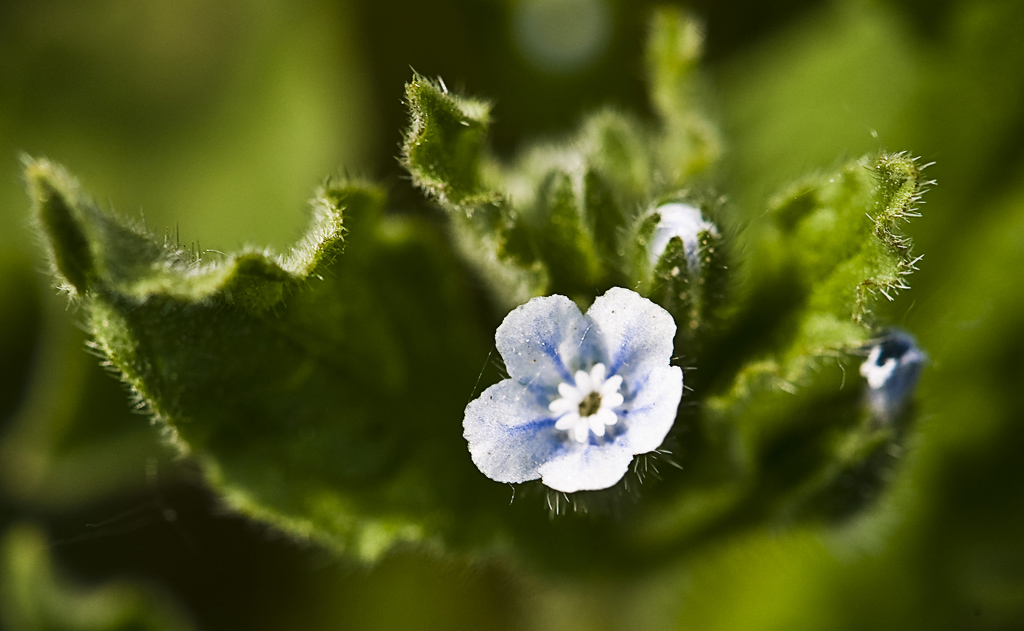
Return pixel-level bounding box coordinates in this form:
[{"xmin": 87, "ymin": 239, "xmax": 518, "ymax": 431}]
[
  {"xmin": 28, "ymin": 158, "xmax": 505, "ymax": 561},
  {"xmin": 530, "ymin": 169, "xmax": 603, "ymax": 292},
  {"xmin": 402, "ymin": 75, "xmax": 496, "ymax": 210},
  {"xmin": 735, "ymin": 153, "xmax": 921, "ymax": 421},
  {"xmin": 694, "ymin": 227, "xmax": 730, "ymax": 333},
  {"xmin": 402, "ymin": 76, "xmax": 548, "ymax": 309},
  {"xmin": 764, "ymin": 151, "xmax": 923, "ymax": 327},
  {"xmin": 649, "ymin": 236, "xmax": 698, "ymax": 337},
  {"xmin": 0, "ymin": 523, "xmax": 196, "ymax": 631}
]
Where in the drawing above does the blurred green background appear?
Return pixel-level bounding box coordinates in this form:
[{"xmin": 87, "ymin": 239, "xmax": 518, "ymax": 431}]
[{"xmin": 2, "ymin": 0, "xmax": 1023, "ymax": 629}]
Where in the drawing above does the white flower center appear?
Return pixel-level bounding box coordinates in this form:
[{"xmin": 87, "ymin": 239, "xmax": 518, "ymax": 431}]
[{"xmin": 548, "ymin": 363, "xmax": 625, "ymax": 443}]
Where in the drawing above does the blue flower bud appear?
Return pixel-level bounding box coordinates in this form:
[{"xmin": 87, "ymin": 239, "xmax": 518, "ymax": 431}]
[
  {"xmin": 860, "ymin": 331, "xmax": 926, "ymax": 420},
  {"xmin": 648, "ymin": 202, "xmax": 716, "ymax": 271}
]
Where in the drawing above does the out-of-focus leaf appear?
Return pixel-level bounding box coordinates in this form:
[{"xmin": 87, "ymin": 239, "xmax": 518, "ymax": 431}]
[
  {"xmin": 0, "ymin": 252, "xmax": 40, "ymax": 429},
  {"xmin": 0, "ymin": 245, "xmax": 176, "ymax": 511},
  {"xmin": 716, "ymin": 1, "xmax": 920, "ymax": 216},
  {"xmin": 646, "ymin": 7, "xmax": 722, "ymax": 185},
  {"xmin": 0, "ymin": 306, "xmax": 175, "ymax": 511},
  {"xmin": 0, "ymin": 0, "xmax": 373, "ymax": 253},
  {"xmin": 0, "ymin": 522, "xmax": 196, "ymax": 631}
]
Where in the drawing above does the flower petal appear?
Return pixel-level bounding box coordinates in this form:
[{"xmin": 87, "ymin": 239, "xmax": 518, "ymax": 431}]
[
  {"xmin": 555, "ymin": 412, "xmax": 579, "ymax": 431},
  {"xmin": 600, "ymin": 374, "xmax": 623, "ymax": 396},
  {"xmin": 601, "ymin": 391, "xmax": 624, "ymax": 409},
  {"xmin": 595, "ymin": 408, "xmax": 618, "ymax": 426},
  {"xmin": 585, "ymin": 287, "xmax": 677, "ymax": 382},
  {"xmin": 496, "ymin": 294, "xmax": 600, "ymax": 388},
  {"xmin": 589, "ymin": 363, "xmax": 607, "ymax": 386},
  {"xmin": 572, "ymin": 422, "xmax": 589, "ymax": 443},
  {"xmin": 557, "ymin": 382, "xmax": 581, "ymax": 401},
  {"xmin": 548, "ymin": 397, "xmax": 577, "ymax": 414},
  {"xmin": 619, "ymin": 365, "xmax": 683, "ymax": 454},
  {"xmin": 464, "ymin": 380, "xmax": 560, "ymax": 484},
  {"xmin": 538, "ymin": 442, "xmax": 635, "ymax": 493},
  {"xmin": 574, "ymin": 369, "xmax": 592, "ymax": 392}
]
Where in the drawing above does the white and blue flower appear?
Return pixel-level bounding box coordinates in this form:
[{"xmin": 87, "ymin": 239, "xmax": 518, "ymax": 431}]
[
  {"xmin": 648, "ymin": 202, "xmax": 717, "ymax": 270},
  {"xmin": 463, "ymin": 287, "xmax": 683, "ymax": 493}
]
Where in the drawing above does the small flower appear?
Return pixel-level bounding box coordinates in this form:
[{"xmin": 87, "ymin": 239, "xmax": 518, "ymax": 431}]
[
  {"xmin": 549, "ymin": 363, "xmax": 625, "ymax": 443},
  {"xmin": 860, "ymin": 331, "xmax": 926, "ymax": 419},
  {"xmin": 648, "ymin": 202, "xmax": 717, "ymax": 270},
  {"xmin": 463, "ymin": 287, "xmax": 683, "ymax": 493}
]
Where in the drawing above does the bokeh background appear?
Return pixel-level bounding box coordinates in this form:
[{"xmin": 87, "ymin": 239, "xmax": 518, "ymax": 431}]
[{"xmin": 2, "ymin": 0, "xmax": 1023, "ymax": 628}]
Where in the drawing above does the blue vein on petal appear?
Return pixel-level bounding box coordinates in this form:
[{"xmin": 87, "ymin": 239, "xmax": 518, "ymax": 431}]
[
  {"xmin": 536, "ymin": 336, "xmax": 573, "ymax": 382},
  {"xmin": 607, "ymin": 328, "xmax": 636, "ymax": 376},
  {"xmin": 608, "ymin": 323, "xmax": 660, "ymax": 379},
  {"xmin": 504, "ymin": 415, "xmax": 558, "ymax": 435},
  {"xmin": 619, "ymin": 403, "xmax": 655, "ymax": 419},
  {"xmin": 622, "ymin": 371, "xmax": 651, "ymax": 404},
  {"xmin": 526, "ymin": 381, "xmax": 557, "ymax": 407}
]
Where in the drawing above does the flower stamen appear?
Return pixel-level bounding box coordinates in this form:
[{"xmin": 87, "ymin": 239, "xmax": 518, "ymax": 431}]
[{"xmin": 579, "ymin": 392, "xmax": 602, "ymax": 416}]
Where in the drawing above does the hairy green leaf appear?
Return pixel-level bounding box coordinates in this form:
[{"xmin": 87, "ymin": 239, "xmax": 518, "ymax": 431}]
[
  {"xmin": 402, "ymin": 76, "xmax": 548, "ymax": 308},
  {"xmin": 28, "ymin": 158, "xmax": 509, "ymax": 560}
]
